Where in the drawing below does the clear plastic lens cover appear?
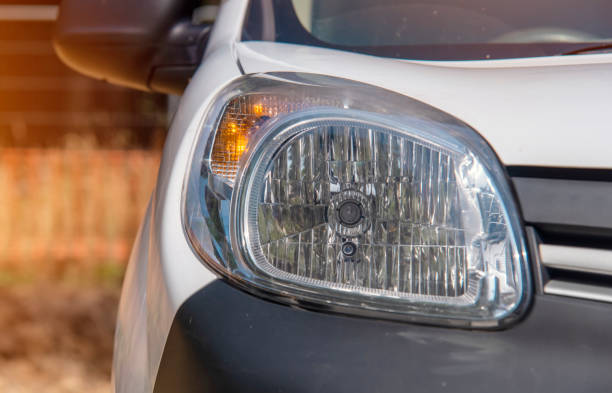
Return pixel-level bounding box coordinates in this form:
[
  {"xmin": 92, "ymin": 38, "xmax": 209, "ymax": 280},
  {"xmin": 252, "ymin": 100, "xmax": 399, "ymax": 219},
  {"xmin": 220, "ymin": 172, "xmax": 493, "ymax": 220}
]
[
  {"xmin": 253, "ymin": 120, "xmax": 469, "ymax": 299},
  {"xmin": 184, "ymin": 73, "xmax": 530, "ymax": 328}
]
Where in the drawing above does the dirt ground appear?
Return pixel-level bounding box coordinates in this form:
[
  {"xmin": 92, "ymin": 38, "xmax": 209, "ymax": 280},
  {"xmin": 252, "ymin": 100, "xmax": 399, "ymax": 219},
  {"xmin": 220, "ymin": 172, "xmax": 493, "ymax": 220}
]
[{"xmin": 0, "ymin": 284, "xmax": 119, "ymax": 393}]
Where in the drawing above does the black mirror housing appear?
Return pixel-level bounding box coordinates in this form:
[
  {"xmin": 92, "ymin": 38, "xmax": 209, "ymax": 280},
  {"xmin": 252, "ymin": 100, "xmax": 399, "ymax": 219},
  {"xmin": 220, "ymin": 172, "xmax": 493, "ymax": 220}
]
[{"xmin": 53, "ymin": 0, "xmax": 212, "ymax": 95}]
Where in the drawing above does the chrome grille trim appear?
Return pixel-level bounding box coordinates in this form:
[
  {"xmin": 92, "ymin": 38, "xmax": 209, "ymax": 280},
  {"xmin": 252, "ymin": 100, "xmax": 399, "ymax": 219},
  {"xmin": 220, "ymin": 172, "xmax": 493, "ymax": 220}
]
[
  {"xmin": 540, "ymin": 244, "xmax": 612, "ymax": 277},
  {"xmin": 544, "ymin": 280, "xmax": 612, "ymax": 303},
  {"xmin": 512, "ymin": 169, "xmax": 612, "ymax": 304}
]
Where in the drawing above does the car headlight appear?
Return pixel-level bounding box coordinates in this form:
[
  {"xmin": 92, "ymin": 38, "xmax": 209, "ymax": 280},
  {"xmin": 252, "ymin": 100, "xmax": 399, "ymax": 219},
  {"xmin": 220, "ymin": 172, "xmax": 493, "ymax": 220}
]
[{"xmin": 184, "ymin": 73, "xmax": 530, "ymax": 328}]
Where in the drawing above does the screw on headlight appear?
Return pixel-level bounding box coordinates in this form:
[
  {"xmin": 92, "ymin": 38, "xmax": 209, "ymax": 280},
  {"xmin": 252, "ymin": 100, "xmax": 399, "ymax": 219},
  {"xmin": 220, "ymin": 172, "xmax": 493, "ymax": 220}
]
[{"xmin": 341, "ymin": 241, "xmax": 357, "ymax": 257}]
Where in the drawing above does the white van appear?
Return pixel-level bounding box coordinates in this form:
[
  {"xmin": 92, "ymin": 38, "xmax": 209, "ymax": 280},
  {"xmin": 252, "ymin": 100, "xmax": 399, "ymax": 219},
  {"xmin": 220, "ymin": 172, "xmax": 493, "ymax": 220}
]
[{"xmin": 55, "ymin": 1, "xmax": 612, "ymax": 392}]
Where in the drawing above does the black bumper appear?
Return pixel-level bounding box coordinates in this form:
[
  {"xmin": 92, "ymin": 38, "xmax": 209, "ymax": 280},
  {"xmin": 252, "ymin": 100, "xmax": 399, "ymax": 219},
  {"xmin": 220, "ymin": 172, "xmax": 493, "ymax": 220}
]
[{"xmin": 154, "ymin": 279, "xmax": 611, "ymax": 393}]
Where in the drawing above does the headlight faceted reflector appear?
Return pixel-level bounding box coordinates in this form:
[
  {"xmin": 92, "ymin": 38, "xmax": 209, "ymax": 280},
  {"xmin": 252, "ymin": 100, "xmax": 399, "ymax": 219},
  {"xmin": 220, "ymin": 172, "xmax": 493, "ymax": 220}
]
[
  {"xmin": 254, "ymin": 122, "xmax": 468, "ymax": 298},
  {"xmin": 185, "ymin": 74, "xmax": 530, "ymax": 328}
]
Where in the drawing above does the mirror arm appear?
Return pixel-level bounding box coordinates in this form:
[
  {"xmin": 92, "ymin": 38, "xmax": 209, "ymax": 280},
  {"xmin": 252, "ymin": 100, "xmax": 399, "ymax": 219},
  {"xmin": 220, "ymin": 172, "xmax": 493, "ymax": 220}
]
[{"xmin": 148, "ymin": 20, "xmax": 212, "ymax": 95}]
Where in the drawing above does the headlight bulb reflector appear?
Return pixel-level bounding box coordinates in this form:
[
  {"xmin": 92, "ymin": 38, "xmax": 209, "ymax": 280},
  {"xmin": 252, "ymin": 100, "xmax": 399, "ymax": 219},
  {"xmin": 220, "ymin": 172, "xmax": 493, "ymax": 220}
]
[{"xmin": 245, "ymin": 120, "xmax": 471, "ymax": 299}]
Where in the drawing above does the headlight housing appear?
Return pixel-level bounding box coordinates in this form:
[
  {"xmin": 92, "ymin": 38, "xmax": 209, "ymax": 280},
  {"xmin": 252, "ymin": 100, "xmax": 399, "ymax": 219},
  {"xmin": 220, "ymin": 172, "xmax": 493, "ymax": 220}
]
[{"xmin": 184, "ymin": 73, "xmax": 530, "ymax": 328}]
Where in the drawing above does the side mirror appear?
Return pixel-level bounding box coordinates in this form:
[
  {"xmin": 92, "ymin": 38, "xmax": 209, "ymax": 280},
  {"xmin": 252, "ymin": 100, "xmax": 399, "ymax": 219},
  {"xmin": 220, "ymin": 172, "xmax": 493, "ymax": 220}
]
[{"xmin": 53, "ymin": 0, "xmax": 215, "ymax": 95}]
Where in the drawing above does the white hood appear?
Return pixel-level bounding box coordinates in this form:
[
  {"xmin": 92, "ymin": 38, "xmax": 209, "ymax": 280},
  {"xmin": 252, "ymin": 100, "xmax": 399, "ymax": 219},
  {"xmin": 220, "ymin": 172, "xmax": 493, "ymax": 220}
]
[{"xmin": 237, "ymin": 42, "xmax": 612, "ymax": 169}]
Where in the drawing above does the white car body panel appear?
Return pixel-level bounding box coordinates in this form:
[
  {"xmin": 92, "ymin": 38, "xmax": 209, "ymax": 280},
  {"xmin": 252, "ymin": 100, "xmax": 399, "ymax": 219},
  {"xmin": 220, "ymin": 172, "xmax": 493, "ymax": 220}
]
[
  {"xmin": 112, "ymin": 1, "xmax": 249, "ymax": 392},
  {"xmin": 237, "ymin": 41, "xmax": 612, "ymax": 169},
  {"xmin": 113, "ymin": 0, "xmax": 612, "ymax": 392},
  {"xmin": 112, "ymin": 47, "xmax": 239, "ymax": 393}
]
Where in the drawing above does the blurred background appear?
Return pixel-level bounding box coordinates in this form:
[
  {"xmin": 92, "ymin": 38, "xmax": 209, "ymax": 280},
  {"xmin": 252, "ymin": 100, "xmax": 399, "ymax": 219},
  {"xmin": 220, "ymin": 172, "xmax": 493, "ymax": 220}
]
[{"xmin": 0, "ymin": 1, "xmax": 170, "ymax": 392}]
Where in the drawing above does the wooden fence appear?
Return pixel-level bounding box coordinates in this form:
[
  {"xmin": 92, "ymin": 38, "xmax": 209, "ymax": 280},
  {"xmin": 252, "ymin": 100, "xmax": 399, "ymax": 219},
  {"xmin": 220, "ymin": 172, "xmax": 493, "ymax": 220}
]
[{"xmin": 0, "ymin": 148, "xmax": 160, "ymax": 273}]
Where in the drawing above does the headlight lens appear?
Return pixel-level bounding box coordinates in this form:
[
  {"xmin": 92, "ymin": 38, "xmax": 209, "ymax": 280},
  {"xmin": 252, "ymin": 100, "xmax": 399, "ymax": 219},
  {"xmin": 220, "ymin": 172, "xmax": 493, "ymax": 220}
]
[
  {"xmin": 247, "ymin": 119, "xmax": 469, "ymax": 298},
  {"xmin": 184, "ymin": 73, "xmax": 530, "ymax": 328}
]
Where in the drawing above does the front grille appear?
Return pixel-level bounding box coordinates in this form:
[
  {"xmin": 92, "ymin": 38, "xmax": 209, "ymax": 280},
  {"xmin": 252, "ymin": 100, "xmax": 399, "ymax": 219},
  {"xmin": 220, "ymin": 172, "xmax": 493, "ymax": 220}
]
[{"xmin": 511, "ymin": 167, "xmax": 612, "ymax": 303}]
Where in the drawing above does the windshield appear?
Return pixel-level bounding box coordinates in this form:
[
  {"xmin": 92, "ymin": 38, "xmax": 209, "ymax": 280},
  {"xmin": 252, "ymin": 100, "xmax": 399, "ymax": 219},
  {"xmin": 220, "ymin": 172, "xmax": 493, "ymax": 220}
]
[{"xmin": 243, "ymin": 0, "xmax": 612, "ymax": 60}]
